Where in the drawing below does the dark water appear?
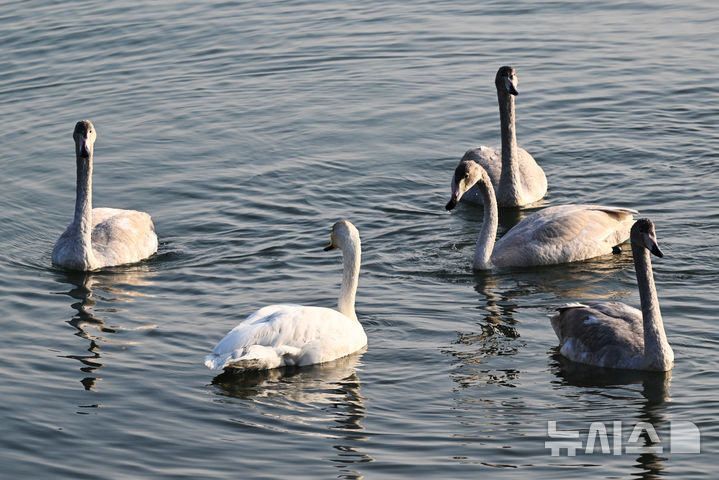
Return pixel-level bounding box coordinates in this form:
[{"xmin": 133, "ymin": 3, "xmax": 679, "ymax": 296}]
[{"xmin": 1, "ymin": 1, "xmax": 718, "ymax": 478}]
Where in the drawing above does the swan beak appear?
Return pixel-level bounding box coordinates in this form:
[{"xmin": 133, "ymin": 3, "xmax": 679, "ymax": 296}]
[
  {"xmin": 649, "ymin": 234, "xmax": 663, "ymax": 258},
  {"xmin": 324, "ymin": 232, "xmax": 337, "ymax": 251},
  {"xmin": 650, "ymin": 243, "xmax": 663, "ymax": 258},
  {"xmin": 446, "ymin": 189, "xmax": 461, "ymax": 211},
  {"xmin": 504, "ymin": 76, "xmax": 519, "ymax": 96},
  {"xmin": 79, "ymin": 138, "xmax": 91, "ymax": 157}
]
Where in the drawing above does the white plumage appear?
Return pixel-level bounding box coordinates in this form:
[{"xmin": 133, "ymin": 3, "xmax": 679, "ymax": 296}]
[
  {"xmin": 205, "ymin": 220, "xmax": 367, "ymax": 371},
  {"xmin": 52, "ymin": 120, "xmax": 158, "ymax": 271},
  {"xmin": 446, "ymin": 160, "xmax": 636, "ymax": 269},
  {"xmin": 452, "ymin": 66, "xmax": 547, "ymax": 208}
]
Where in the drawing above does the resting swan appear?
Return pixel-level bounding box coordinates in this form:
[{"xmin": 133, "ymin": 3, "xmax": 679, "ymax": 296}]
[
  {"xmin": 453, "ymin": 66, "xmax": 547, "ymax": 208},
  {"xmin": 446, "ymin": 160, "xmax": 636, "ymax": 269},
  {"xmin": 550, "ymin": 219, "xmax": 673, "ymax": 371},
  {"xmin": 205, "ymin": 220, "xmax": 368, "ymax": 371},
  {"xmin": 52, "ymin": 120, "xmax": 158, "ymax": 271}
]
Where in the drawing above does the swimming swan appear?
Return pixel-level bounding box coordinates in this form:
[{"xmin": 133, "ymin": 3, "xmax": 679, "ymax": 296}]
[
  {"xmin": 446, "ymin": 160, "xmax": 635, "ymax": 269},
  {"xmin": 452, "ymin": 65, "xmax": 547, "ymax": 208},
  {"xmin": 550, "ymin": 219, "xmax": 673, "ymax": 371},
  {"xmin": 51, "ymin": 121, "xmax": 158, "ymax": 271},
  {"xmin": 204, "ymin": 220, "xmax": 368, "ymax": 371}
]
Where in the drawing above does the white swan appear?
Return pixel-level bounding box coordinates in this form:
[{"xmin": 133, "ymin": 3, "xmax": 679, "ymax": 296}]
[
  {"xmin": 205, "ymin": 220, "xmax": 368, "ymax": 371},
  {"xmin": 453, "ymin": 65, "xmax": 547, "ymax": 208},
  {"xmin": 446, "ymin": 160, "xmax": 636, "ymax": 269},
  {"xmin": 52, "ymin": 121, "xmax": 158, "ymax": 271},
  {"xmin": 550, "ymin": 219, "xmax": 673, "ymax": 371}
]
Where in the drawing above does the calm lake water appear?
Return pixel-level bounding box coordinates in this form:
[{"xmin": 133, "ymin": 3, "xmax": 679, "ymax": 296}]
[{"xmin": 1, "ymin": 1, "xmax": 718, "ymax": 478}]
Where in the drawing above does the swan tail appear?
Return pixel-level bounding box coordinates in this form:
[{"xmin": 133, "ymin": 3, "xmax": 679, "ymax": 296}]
[
  {"xmin": 204, "ymin": 353, "xmax": 230, "ymax": 371},
  {"xmin": 554, "ymin": 302, "xmax": 590, "ymax": 313},
  {"xmin": 204, "ymin": 344, "xmax": 302, "ymax": 370},
  {"xmin": 584, "ymin": 205, "xmax": 638, "ymax": 215}
]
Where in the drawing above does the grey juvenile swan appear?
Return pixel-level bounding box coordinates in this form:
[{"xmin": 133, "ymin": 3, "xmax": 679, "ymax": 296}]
[
  {"xmin": 550, "ymin": 219, "xmax": 673, "ymax": 371},
  {"xmin": 452, "ymin": 65, "xmax": 547, "ymax": 208},
  {"xmin": 52, "ymin": 120, "xmax": 158, "ymax": 271},
  {"xmin": 446, "ymin": 160, "xmax": 635, "ymax": 269}
]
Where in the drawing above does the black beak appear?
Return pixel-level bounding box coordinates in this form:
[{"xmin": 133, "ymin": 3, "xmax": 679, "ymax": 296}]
[
  {"xmin": 504, "ymin": 77, "xmax": 519, "ymax": 96},
  {"xmin": 446, "ymin": 188, "xmax": 461, "ymax": 211},
  {"xmin": 79, "ymin": 140, "xmax": 90, "ymax": 157},
  {"xmin": 650, "ymin": 244, "xmax": 664, "ymax": 258}
]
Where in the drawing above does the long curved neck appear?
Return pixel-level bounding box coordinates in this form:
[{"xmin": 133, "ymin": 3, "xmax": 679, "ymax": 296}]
[
  {"xmin": 71, "ymin": 153, "xmax": 94, "ymax": 257},
  {"xmin": 338, "ymin": 236, "xmax": 361, "ymax": 322},
  {"xmin": 497, "ymin": 90, "xmax": 520, "ymax": 203},
  {"xmin": 473, "ymin": 178, "xmax": 498, "ymax": 270},
  {"xmin": 632, "ymin": 242, "xmax": 672, "ymax": 370}
]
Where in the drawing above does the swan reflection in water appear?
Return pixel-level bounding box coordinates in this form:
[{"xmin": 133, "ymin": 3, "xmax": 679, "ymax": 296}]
[
  {"xmin": 549, "ymin": 352, "xmax": 672, "ymax": 479},
  {"xmin": 446, "ymin": 247, "xmax": 638, "ymax": 390},
  {"xmin": 52, "ymin": 267, "xmax": 156, "ymax": 392},
  {"xmin": 209, "ymin": 350, "xmax": 371, "ymax": 479},
  {"xmin": 443, "ymin": 272, "xmax": 524, "ymax": 389}
]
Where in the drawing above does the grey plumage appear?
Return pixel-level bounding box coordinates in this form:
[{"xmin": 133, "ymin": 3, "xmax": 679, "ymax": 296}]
[{"xmin": 550, "ymin": 219, "xmax": 673, "ymax": 371}]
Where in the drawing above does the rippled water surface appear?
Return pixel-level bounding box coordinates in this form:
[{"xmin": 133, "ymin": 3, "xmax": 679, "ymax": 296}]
[{"xmin": 2, "ymin": 1, "xmax": 718, "ymax": 478}]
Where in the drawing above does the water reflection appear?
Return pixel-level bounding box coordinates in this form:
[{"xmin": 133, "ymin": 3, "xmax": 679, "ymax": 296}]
[
  {"xmin": 446, "ymin": 253, "xmax": 636, "ymax": 390},
  {"xmin": 550, "ymin": 353, "xmax": 671, "ymax": 406},
  {"xmin": 502, "ymin": 251, "xmax": 635, "ymax": 303},
  {"xmin": 210, "ymin": 351, "xmax": 372, "ymax": 479},
  {"xmin": 52, "ymin": 268, "xmax": 155, "ymax": 392},
  {"xmin": 549, "ymin": 352, "xmax": 672, "ymax": 479},
  {"xmin": 444, "ymin": 272, "xmax": 524, "ymax": 388}
]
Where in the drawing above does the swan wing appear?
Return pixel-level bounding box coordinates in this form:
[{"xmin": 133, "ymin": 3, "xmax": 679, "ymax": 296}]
[
  {"xmin": 514, "ymin": 148, "xmax": 547, "ymax": 206},
  {"xmin": 205, "ymin": 304, "xmax": 367, "ymax": 370},
  {"xmin": 91, "ymin": 208, "xmax": 158, "ymax": 267},
  {"xmin": 492, "ymin": 205, "xmax": 635, "ymax": 266},
  {"xmin": 549, "ymin": 302, "xmax": 644, "ymax": 368}
]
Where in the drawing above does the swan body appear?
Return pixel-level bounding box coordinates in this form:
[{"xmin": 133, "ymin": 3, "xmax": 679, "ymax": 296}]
[
  {"xmin": 205, "ymin": 220, "xmax": 367, "ymax": 371},
  {"xmin": 550, "ymin": 219, "xmax": 673, "ymax": 371},
  {"xmin": 453, "ymin": 66, "xmax": 547, "ymax": 208},
  {"xmin": 52, "ymin": 120, "xmax": 158, "ymax": 271},
  {"xmin": 446, "ymin": 160, "xmax": 635, "ymax": 269},
  {"xmin": 491, "ymin": 204, "xmax": 636, "ymax": 268}
]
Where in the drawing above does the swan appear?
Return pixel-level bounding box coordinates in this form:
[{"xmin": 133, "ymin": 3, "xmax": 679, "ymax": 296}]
[
  {"xmin": 52, "ymin": 120, "xmax": 158, "ymax": 271},
  {"xmin": 205, "ymin": 220, "xmax": 368, "ymax": 371},
  {"xmin": 446, "ymin": 160, "xmax": 636, "ymax": 269},
  {"xmin": 452, "ymin": 65, "xmax": 547, "ymax": 208},
  {"xmin": 550, "ymin": 219, "xmax": 673, "ymax": 371}
]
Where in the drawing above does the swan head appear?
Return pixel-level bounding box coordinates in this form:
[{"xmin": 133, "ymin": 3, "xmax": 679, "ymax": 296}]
[
  {"xmin": 631, "ymin": 218, "xmax": 663, "ymax": 258},
  {"xmin": 324, "ymin": 220, "xmax": 360, "ymax": 252},
  {"xmin": 74, "ymin": 120, "xmax": 97, "ymax": 159},
  {"xmin": 495, "ymin": 66, "xmax": 519, "ymax": 96},
  {"xmin": 445, "ymin": 160, "xmax": 490, "ymax": 211}
]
